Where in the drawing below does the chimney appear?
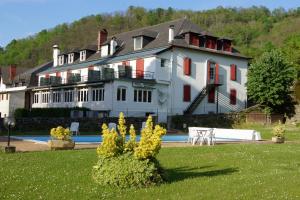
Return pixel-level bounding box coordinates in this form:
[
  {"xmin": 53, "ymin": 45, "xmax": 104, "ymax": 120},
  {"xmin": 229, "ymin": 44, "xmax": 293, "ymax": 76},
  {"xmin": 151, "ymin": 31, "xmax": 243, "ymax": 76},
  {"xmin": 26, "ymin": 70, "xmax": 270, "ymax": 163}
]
[
  {"xmin": 9, "ymin": 64, "xmax": 17, "ymax": 81},
  {"xmin": 168, "ymin": 25, "xmax": 175, "ymax": 43},
  {"xmin": 53, "ymin": 45, "xmax": 60, "ymax": 67},
  {"xmin": 97, "ymin": 29, "xmax": 108, "ymax": 52},
  {"xmin": 110, "ymin": 37, "xmax": 117, "ymax": 55}
]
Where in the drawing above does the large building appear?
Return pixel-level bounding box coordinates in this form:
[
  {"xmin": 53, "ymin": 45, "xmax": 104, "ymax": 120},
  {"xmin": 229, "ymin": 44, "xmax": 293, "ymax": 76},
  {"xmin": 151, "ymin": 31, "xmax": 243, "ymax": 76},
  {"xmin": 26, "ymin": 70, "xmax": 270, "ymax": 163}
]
[{"xmin": 6, "ymin": 19, "xmax": 250, "ymax": 122}]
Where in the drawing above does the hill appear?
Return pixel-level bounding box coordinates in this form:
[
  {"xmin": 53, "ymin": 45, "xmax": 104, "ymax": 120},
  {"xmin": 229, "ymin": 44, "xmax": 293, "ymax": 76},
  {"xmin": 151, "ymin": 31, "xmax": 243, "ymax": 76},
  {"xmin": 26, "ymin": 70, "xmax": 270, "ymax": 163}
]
[{"xmin": 1, "ymin": 6, "xmax": 300, "ymax": 68}]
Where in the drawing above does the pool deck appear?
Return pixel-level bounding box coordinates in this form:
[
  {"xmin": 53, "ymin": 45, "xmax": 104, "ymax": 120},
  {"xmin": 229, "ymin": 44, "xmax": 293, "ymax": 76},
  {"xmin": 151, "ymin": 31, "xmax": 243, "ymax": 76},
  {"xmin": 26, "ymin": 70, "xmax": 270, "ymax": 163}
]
[{"xmin": 0, "ymin": 136, "xmax": 281, "ymax": 152}]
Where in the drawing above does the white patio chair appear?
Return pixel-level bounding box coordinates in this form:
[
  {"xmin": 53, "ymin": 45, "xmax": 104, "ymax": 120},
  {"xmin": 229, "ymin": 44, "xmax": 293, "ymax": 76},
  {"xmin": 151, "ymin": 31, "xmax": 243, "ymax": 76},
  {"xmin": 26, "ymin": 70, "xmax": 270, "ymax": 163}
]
[
  {"xmin": 108, "ymin": 122, "xmax": 117, "ymax": 131},
  {"xmin": 70, "ymin": 122, "xmax": 80, "ymax": 136},
  {"xmin": 203, "ymin": 128, "xmax": 216, "ymax": 146},
  {"xmin": 188, "ymin": 127, "xmax": 201, "ymax": 145}
]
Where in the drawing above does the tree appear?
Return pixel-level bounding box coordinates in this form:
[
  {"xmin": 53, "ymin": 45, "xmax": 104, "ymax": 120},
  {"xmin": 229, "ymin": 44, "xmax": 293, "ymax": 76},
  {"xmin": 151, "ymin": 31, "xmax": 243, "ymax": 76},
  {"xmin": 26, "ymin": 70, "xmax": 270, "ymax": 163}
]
[{"xmin": 247, "ymin": 49, "xmax": 296, "ymax": 114}]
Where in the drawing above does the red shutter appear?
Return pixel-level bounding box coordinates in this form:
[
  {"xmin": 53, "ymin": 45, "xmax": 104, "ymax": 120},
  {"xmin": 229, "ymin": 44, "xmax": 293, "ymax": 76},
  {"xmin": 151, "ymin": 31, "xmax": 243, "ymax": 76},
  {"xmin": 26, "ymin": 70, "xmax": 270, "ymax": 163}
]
[
  {"xmin": 215, "ymin": 63, "xmax": 219, "ymax": 84},
  {"xmin": 184, "ymin": 57, "xmax": 191, "ymax": 76},
  {"xmin": 136, "ymin": 58, "xmax": 144, "ymax": 78},
  {"xmin": 88, "ymin": 65, "xmax": 94, "ymax": 70},
  {"xmin": 56, "ymin": 72, "xmax": 61, "ymax": 77},
  {"xmin": 211, "ymin": 39, "xmax": 216, "ymax": 49},
  {"xmin": 190, "ymin": 34, "xmax": 199, "ymax": 46},
  {"xmin": 183, "ymin": 85, "xmax": 191, "ymax": 102},
  {"xmin": 45, "ymin": 74, "xmax": 50, "ymax": 78},
  {"xmin": 208, "ymin": 88, "xmax": 215, "ymax": 103},
  {"xmin": 122, "ymin": 60, "xmax": 130, "ymax": 66},
  {"xmin": 230, "ymin": 64, "xmax": 237, "ymax": 81},
  {"xmin": 230, "ymin": 89, "xmax": 237, "ymax": 105}
]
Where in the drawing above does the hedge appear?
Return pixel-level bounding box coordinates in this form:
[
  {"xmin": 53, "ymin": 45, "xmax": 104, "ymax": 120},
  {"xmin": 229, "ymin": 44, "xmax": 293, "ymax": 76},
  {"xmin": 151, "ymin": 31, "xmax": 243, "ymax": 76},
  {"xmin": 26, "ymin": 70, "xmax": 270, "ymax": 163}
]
[{"xmin": 14, "ymin": 107, "xmax": 89, "ymax": 118}]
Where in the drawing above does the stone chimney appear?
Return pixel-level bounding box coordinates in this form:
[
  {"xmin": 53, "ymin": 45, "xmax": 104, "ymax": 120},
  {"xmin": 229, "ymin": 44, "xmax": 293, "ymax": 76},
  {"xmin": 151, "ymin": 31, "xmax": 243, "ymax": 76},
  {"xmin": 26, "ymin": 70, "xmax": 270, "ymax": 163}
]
[
  {"xmin": 53, "ymin": 45, "xmax": 60, "ymax": 67},
  {"xmin": 9, "ymin": 64, "xmax": 17, "ymax": 81},
  {"xmin": 97, "ymin": 29, "xmax": 108, "ymax": 52},
  {"xmin": 168, "ymin": 25, "xmax": 175, "ymax": 43}
]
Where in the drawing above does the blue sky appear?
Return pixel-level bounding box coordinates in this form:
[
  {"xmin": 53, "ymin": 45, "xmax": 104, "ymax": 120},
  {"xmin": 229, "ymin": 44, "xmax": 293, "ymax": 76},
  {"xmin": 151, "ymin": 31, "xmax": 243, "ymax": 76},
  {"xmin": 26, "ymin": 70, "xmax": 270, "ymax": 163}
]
[{"xmin": 0, "ymin": 0, "xmax": 300, "ymax": 47}]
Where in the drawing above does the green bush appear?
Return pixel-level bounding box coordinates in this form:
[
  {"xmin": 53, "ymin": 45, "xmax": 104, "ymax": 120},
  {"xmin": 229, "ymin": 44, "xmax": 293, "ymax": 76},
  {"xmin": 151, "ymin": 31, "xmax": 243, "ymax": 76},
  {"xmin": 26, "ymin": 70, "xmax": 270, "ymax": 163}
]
[
  {"xmin": 14, "ymin": 107, "xmax": 89, "ymax": 118},
  {"xmin": 92, "ymin": 153, "xmax": 163, "ymax": 188}
]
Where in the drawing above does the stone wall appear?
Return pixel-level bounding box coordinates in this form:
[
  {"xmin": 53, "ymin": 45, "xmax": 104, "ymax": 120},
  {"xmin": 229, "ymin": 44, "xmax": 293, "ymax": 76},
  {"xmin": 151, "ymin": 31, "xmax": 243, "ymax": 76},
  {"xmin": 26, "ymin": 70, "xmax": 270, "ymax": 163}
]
[{"xmin": 14, "ymin": 117, "xmax": 150, "ymax": 132}]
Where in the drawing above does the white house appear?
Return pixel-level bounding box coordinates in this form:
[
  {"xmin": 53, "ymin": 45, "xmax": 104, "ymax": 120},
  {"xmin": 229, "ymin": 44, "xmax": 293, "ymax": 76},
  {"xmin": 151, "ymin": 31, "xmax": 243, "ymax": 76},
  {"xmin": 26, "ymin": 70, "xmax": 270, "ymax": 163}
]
[{"xmin": 31, "ymin": 18, "xmax": 249, "ymax": 122}]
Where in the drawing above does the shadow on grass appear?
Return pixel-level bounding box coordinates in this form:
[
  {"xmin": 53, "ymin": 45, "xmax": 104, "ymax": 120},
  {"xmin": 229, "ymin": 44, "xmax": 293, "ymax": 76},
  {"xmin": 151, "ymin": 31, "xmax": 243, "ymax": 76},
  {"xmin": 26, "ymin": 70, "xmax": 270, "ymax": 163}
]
[{"xmin": 163, "ymin": 166, "xmax": 239, "ymax": 183}]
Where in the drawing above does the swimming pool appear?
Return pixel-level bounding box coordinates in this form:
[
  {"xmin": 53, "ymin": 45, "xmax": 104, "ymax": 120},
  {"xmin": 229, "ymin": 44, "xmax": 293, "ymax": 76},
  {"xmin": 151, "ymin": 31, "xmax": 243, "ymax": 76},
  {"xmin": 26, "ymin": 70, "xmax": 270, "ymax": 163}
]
[{"xmin": 12, "ymin": 135, "xmax": 189, "ymax": 144}]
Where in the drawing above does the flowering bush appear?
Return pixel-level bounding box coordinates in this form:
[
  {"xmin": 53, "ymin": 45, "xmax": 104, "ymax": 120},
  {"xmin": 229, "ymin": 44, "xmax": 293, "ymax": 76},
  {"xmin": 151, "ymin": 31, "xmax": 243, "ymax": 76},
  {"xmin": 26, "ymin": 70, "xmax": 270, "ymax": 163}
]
[
  {"xmin": 50, "ymin": 126, "xmax": 72, "ymax": 141},
  {"xmin": 93, "ymin": 112, "xmax": 166, "ymax": 188},
  {"xmin": 272, "ymin": 121, "xmax": 285, "ymax": 139}
]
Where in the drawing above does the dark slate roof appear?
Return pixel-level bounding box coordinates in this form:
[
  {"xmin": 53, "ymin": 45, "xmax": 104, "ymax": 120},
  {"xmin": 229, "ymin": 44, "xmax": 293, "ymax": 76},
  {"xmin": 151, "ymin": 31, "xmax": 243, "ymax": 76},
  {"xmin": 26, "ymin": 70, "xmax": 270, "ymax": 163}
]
[
  {"xmin": 12, "ymin": 61, "xmax": 53, "ymax": 87},
  {"xmin": 45, "ymin": 18, "xmax": 249, "ymax": 74}
]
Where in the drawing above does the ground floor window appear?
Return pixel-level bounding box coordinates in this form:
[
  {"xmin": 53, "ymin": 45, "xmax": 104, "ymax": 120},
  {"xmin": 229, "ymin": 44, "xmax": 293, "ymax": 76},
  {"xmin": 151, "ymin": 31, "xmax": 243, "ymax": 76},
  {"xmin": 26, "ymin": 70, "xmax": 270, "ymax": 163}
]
[
  {"xmin": 33, "ymin": 93, "xmax": 39, "ymax": 103},
  {"xmin": 92, "ymin": 88, "xmax": 104, "ymax": 101},
  {"xmin": 78, "ymin": 88, "xmax": 88, "ymax": 102},
  {"xmin": 134, "ymin": 89, "xmax": 152, "ymax": 103},
  {"xmin": 117, "ymin": 87, "xmax": 126, "ymax": 101},
  {"xmin": 52, "ymin": 91, "xmax": 61, "ymax": 103},
  {"xmin": 41, "ymin": 92, "xmax": 50, "ymax": 103},
  {"xmin": 64, "ymin": 90, "xmax": 74, "ymax": 102}
]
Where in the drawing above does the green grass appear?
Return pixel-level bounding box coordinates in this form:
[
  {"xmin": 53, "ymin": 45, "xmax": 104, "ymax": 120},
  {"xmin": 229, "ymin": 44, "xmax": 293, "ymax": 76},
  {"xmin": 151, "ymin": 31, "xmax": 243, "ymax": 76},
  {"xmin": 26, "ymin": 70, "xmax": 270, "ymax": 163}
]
[{"xmin": 1, "ymin": 144, "xmax": 300, "ymax": 199}]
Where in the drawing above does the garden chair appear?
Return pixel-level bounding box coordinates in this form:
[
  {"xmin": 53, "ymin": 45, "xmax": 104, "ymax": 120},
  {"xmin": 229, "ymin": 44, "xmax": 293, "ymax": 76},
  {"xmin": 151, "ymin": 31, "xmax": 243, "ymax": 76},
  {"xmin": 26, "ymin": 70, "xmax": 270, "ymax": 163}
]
[
  {"xmin": 70, "ymin": 122, "xmax": 80, "ymax": 136},
  {"xmin": 203, "ymin": 128, "xmax": 216, "ymax": 146},
  {"xmin": 108, "ymin": 122, "xmax": 117, "ymax": 131},
  {"xmin": 188, "ymin": 127, "xmax": 201, "ymax": 145}
]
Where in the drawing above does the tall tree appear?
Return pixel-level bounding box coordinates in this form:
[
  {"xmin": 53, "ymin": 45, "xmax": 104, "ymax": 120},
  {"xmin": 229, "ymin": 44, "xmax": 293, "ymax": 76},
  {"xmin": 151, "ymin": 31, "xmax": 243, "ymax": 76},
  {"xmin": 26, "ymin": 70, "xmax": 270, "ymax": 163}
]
[{"xmin": 247, "ymin": 49, "xmax": 296, "ymax": 114}]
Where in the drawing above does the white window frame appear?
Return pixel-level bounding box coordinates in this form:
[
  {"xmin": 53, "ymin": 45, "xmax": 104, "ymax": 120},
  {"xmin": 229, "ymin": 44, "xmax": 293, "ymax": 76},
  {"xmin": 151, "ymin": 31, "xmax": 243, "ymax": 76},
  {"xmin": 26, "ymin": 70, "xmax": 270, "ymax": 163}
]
[
  {"xmin": 64, "ymin": 90, "xmax": 74, "ymax": 102},
  {"xmin": 33, "ymin": 93, "xmax": 39, "ymax": 104},
  {"xmin": 77, "ymin": 88, "xmax": 89, "ymax": 102},
  {"xmin": 68, "ymin": 53, "xmax": 74, "ymax": 64},
  {"xmin": 134, "ymin": 36, "xmax": 143, "ymax": 50},
  {"xmin": 80, "ymin": 50, "xmax": 86, "ymax": 61},
  {"xmin": 134, "ymin": 89, "xmax": 152, "ymax": 103},
  {"xmin": 58, "ymin": 55, "xmax": 65, "ymax": 66},
  {"xmin": 52, "ymin": 91, "xmax": 61, "ymax": 103},
  {"xmin": 41, "ymin": 91, "xmax": 50, "ymax": 103},
  {"xmin": 117, "ymin": 87, "xmax": 126, "ymax": 101},
  {"xmin": 92, "ymin": 88, "xmax": 105, "ymax": 102}
]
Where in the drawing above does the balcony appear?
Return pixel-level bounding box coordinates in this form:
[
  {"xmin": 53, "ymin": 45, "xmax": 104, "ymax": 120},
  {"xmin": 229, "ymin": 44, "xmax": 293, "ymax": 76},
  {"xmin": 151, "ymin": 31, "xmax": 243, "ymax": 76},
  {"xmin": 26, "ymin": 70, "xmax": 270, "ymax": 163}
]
[
  {"xmin": 207, "ymin": 75, "xmax": 224, "ymax": 86},
  {"xmin": 39, "ymin": 67, "xmax": 155, "ymax": 87}
]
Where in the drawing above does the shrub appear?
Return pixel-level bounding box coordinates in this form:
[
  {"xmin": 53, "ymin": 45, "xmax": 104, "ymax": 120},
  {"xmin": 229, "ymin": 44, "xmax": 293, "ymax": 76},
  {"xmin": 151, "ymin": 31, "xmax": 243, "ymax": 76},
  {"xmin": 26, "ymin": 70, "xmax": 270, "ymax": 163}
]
[
  {"xmin": 14, "ymin": 107, "xmax": 89, "ymax": 118},
  {"xmin": 272, "ymin": 121, "xmax": 285, "ymax": 138},
  {"xmin": 50, "ymin": 126, "xmax": 72, "ymax": 141},
  {"xmin": 93, "ymin": 112, "xmax": 166, "ymax": 188}
]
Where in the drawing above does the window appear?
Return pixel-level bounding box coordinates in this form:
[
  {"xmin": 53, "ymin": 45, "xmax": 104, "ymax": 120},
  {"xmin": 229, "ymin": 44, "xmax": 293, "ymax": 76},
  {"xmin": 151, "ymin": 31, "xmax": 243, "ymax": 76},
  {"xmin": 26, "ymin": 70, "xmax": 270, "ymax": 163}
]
[
  {"xmin": 52, "ymin": 91, "xmax": 61, "ymax": 103},
  {"xmin": 134, "ymin": 36, "xmax": 143, "ymax": 50},
  {"xmin": 80, "ymin": 50, "xmax": 86, "ymax": 61},
  {"xmin": 230, "ymin": 64, "xmax": 237, "ymax": 81},
  {"xmin": 64, "ymin": 90, "xmax": 74, "ymax": 102},
  {"xmin": 33, "ymin": 93, "xmax": 39, "ymax": 104},
  {"xmin": 161, "ymin": 59, "xmax": 169, "ymax": 68},
  {"xmin": 41, "ymin": 92, "xmax": 50, "ymax": 103},
  {"xmin": 184, "ymin": 57, "xmax": 191, "ymax": 76},
  {"xmin": 92, "ymin": 88, "xmax": 105, "ymax": 101},
  {"xmin": 230, "ymin": 89, "xmax": 237, "ymax": 105},
  {"xmin": 68, "ymin": 53, "xmax": 74, "ymax": 64},
  {"xmin": 134, "ymin": 89, "xmax": 152, "ymax": 103},
  {"xmin": 78, "ymin": 88, "xmax": 88, "ymax": 102},
  {"xmin": 183, "ymin": 85, "xmax": 191, "ymax": 102},
  {"xmin": 208, "ymin": 88, "xmax": 215, "ymax": 103},
  {"xmin": 190, "ymin": 33, "xmax": 200, "ymax": 46},
  {"xmin": 58, "ymin": 55, "xmax": 65, "ymax": 66},
  {"xmin": 209, "ymin": 62, "xmax": 215, "ymax": 80},
  {"xmin": 117, "ymin": 88, "xmax": 126, "ymax": 101}
]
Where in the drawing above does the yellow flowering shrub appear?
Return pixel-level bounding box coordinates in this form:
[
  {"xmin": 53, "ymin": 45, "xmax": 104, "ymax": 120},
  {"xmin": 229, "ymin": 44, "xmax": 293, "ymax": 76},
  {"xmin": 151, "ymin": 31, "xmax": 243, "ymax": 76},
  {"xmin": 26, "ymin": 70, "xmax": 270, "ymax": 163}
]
[
  {"xmin": 124, "ymin": 124, "xmax": 137, "ymax": 152},
  {"xmin": 50, "ymin": 126, "xmax": 72, "ymax": 141},
  {"xmin": 118, "ymin": 112, "xmax": 127, "ymax": 145},
  {"xmin": 97, "ymin": 124, "xmax": 121, "ymax": 158},
  {"xmin": 272, "ymin": 121, "xmax": 285, "ymax": 138},
  {"xmin": 134, "ymin": 115, "xmax": 166, "ymax": 160}
]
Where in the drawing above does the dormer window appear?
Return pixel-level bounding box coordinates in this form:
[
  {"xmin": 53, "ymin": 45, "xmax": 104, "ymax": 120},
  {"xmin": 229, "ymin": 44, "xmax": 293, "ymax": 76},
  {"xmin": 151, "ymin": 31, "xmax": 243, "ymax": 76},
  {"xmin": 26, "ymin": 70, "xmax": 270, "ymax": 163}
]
[
  {"xmin": 80, "ymin": 50, "xmax": 86, "ymax": 61},
  {"xmin": 68, "ymin": 53, "xmax": 74, "ymax": 64},
  {"xmin": 134, "ymin": 36, "xmax": 143, "ymax": 50},
  {"xmin": 58, "ymin": 55, "xmax": 65, "ymax": 66}
]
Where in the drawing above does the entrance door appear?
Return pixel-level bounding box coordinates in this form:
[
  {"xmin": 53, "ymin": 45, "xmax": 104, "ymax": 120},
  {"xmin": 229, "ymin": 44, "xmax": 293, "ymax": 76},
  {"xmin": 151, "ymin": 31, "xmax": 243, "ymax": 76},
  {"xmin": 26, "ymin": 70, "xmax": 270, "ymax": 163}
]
[
  {"xmin": 136, "ymin": 58, "xmax": 144, "ymax": 78},
  {"xmin": 207, "ymin": 61, "xmax": 219, "ymax": 84}
]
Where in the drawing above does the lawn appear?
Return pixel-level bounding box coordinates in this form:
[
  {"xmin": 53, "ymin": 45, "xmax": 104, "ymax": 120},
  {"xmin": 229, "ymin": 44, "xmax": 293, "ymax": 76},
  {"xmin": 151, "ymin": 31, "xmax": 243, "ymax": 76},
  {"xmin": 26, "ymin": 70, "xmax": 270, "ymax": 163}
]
[{"xmin": 1, "ymin": 144, "xmax": 300, "ymax": 199}]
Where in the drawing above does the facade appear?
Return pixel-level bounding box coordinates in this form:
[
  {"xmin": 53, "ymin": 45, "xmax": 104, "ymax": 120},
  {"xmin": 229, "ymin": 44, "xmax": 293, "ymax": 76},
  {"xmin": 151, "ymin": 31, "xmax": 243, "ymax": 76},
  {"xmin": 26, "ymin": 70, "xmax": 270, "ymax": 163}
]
[{"xmin": 26, "ymin": 18, "xmax": 247, "ymax": 122}]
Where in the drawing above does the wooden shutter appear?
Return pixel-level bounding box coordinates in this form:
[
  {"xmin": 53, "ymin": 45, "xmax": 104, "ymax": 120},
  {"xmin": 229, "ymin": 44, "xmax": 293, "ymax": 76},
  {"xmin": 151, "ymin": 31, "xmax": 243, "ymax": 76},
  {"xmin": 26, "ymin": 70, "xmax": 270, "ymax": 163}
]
[
  {"xmin": 215, "ymin": 63, "xmax": 219, "ymax": 84},
  {"xmin": 56, "ymin": 72, "xmax": 61, "ymax": 77},
  {"xmin": 183, "ymin": 85, "xmax": 191, "ymax": 102},
  {"xmin": 230, "ymin": 89, "xmax": 237, "ymax": 105},
  {"xmin": 230, "ymin": 64, "xmax": 237, "ymax": 81},
  {"xmin": 207, "ymin": 61, "xmax": 211, "ymax": 84},
  {"xmin": 184, "ymin": 57, "xmax": 191, "ymax": 76},
  {"xmin": 136, "ymin": 58, "xmax": 144, "ymax": 78},
  {"xmin": 190, "ymin": 34, "xmax": 200, "ymax": 46},
  {"xmin": 208, "ymin": 88, "xmax": 215, "ymax": 103}
]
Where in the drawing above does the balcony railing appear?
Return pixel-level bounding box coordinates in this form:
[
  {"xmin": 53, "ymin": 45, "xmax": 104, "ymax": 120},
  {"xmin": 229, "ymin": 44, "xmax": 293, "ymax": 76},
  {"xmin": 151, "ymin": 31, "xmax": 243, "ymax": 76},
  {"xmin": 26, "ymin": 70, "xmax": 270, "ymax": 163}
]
[{"xmin": 39, "ymin": 68, "xmax": 155, "ymax": 86}]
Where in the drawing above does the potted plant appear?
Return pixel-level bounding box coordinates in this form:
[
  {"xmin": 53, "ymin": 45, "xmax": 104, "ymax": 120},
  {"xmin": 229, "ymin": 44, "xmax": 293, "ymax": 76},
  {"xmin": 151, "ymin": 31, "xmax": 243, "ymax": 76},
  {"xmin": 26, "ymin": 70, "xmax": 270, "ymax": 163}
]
[
  {"xmin": 48, "ymin": 126, "xmax": 75, "ymax": 150},
  {"xmin": 272, "ymin": 121, "xmax": 285, "ymax": 143}
]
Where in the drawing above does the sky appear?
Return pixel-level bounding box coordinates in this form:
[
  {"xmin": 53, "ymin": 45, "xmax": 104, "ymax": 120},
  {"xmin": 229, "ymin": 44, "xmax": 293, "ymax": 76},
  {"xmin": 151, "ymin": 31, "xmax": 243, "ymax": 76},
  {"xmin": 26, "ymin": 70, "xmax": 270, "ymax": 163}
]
[{"xmin": 1, "ymin": 0, "xmax": 300, "ymax": 47}]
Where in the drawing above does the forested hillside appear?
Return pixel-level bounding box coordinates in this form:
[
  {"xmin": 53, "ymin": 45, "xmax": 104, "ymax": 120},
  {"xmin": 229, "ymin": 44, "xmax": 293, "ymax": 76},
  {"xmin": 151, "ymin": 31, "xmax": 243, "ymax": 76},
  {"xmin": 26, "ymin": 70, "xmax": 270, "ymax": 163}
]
[{"xmin": 1, "ymin": 6, "xmax": 300, "ymax": 69}]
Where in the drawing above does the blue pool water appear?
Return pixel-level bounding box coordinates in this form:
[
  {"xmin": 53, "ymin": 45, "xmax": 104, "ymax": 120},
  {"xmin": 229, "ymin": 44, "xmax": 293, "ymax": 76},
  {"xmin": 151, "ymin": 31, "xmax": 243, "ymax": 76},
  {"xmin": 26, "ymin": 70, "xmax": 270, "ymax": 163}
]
[{"xmin": 12, "ymin": 135, "xmax": 188, "ymax": 144}]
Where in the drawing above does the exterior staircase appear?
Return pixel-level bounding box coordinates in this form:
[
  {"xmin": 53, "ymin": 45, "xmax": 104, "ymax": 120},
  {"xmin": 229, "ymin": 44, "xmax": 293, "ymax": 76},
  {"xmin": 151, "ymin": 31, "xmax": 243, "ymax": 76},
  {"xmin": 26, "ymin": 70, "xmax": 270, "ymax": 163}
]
[{"xmin": 184, "ymin": 84, "xmax": 216, "ymax": 115}]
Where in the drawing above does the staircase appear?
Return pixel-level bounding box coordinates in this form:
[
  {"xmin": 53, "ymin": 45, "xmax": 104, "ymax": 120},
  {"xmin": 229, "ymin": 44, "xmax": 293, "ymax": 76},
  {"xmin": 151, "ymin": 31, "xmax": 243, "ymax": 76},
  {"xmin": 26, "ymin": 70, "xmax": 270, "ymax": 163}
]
[{"xmin": 184, "ymin": 84, "xmax": 216, "ymax": 115}]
